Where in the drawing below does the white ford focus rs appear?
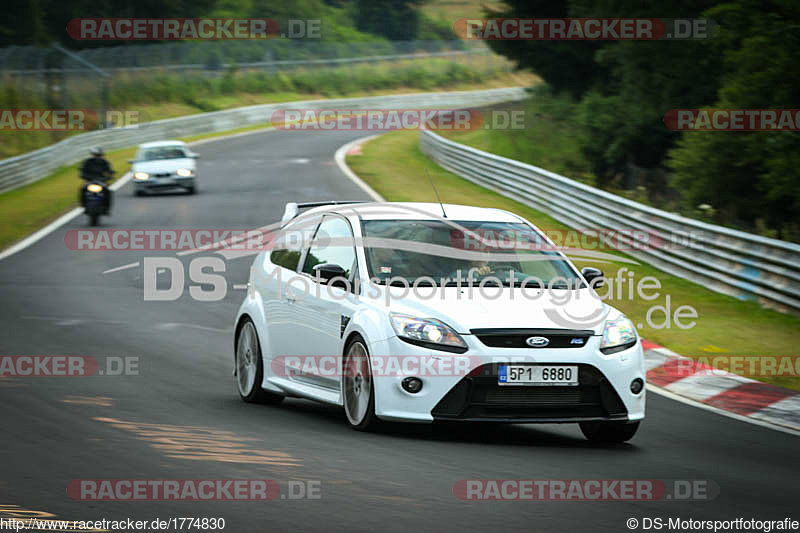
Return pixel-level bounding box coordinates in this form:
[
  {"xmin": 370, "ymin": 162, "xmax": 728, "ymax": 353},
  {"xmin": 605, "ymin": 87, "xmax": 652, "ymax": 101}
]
[{"xmin": 233, "ymin": 201, "xmax": 645, "ymax": 442}]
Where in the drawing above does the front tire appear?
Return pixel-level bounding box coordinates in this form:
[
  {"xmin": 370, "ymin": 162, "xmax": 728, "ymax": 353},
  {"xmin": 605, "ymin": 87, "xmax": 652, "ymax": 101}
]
[
  {"xmin": 236, "ymin": 319, "xmax": 284, "ymax": 405},
  {"xmin": 579, "ymin": 420, "xmax": 640, "ymax": 443},
  {"xmin": 342, "ymin": 336, "xmax": 379, "ymax": 431},
  {"xmin": 89, "ymin": 213, "xmax": 99, "ymax": 226}
]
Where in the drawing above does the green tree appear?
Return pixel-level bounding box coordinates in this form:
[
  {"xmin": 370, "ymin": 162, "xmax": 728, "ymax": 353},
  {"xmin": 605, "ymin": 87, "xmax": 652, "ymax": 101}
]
[
  {"xmin": 355, "ymin": 0, "xmax": 424, "ymax": 41},
  {"xmin": 668, "ymin": 0, "xmax": 800, "ymax": 238},
  {"xmin": 484, "ymin": 0, "xmax": 603, "ymax": 97}
]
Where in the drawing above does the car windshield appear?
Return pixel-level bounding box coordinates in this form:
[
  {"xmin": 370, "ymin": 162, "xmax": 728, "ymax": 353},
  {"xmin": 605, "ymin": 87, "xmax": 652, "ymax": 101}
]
[
  {"xmin": 140, "ymin": 146, "xmax": 187, "ymax": 161},
  {"xmin": 361, "ymin": 219, "xmax": 583, "ymax": 288}
]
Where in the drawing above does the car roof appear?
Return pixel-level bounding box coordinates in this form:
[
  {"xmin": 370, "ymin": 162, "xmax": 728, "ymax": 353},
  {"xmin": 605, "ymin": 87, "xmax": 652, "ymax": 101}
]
[
  {"xmin": 303, "ymin": 202, "xmax": 525, "ymax": 223},
  {"xmin": 138, "ymin": 140, "xmax": 187, "ymax": 149}
]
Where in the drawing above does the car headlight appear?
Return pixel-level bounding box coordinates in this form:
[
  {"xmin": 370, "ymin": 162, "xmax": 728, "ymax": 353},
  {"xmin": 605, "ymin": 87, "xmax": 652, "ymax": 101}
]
[
  {"xmin": 133, "ymin": 172, "xmax": 149, "ymax": 181},
  {"xmin": 176, "ymin": 168, "xmax": 194, "ymax": 177},
  {"xmin": 600, "ymin": 315, "xmax": 638, "ymax": 354},
  {"xmin": 389, "ymin": 312, "xmax": 468, "ymax": 353},
  {"xmin": 86, "ymin": 183, "xmax": 103, "ymax": 193}
]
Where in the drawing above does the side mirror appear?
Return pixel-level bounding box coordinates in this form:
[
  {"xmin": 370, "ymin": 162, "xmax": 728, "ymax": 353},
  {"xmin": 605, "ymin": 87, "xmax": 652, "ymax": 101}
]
[
  {"xmin": 312, "ymin": 263, "xmax": 347, "ymax": 287},
  {"xmin": 581, "ymin": 267, "xmax": 605, "ymax": 289},
  {"xmin": 189, "ymin": 152, "xmax": 200, "ymax": 159}
]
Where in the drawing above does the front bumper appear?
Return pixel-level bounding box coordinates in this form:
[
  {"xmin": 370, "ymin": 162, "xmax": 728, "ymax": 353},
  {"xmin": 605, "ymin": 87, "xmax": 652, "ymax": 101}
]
[
  {"xmin": 367, "ymin": 334, "xmax": 645, "ymax": 424},
  {"xmin": 134, "ymin": 175, "xmax": 195, "ymax": 191}
]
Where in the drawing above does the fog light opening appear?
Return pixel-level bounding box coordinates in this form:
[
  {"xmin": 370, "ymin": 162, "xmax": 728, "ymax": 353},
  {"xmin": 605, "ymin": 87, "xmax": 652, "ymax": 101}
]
[
  {"xmin": 630, "ymin": 378, "xmax": 644, "ymax": 395},
  {"xmin": 402, "ymin": 377, "xmax": 423, "ymax": 394}
]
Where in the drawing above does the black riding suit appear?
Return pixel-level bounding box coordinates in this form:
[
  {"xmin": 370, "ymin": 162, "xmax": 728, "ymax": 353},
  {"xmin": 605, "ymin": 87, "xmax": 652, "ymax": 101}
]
[{"xmin": 80, "ymin": 156, "xmax": 113, "ymax": 212}]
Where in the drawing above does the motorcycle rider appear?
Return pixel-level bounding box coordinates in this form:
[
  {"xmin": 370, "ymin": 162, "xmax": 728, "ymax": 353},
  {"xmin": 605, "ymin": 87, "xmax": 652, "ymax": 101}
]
[{"xmin": 80, "ymin": 147, "xmax": 114, "ymax": 213}]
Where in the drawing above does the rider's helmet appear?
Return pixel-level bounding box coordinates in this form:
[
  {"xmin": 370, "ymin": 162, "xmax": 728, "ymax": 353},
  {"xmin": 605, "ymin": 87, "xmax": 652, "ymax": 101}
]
[{"xmin": 90, "ymin": 147, "xmax": 104, "ymax": 156}]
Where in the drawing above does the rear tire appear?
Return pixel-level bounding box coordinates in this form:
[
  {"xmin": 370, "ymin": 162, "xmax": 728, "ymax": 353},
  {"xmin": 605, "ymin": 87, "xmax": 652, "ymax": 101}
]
[
  {"xmin": 579, "ymin": 420, "xmax": 640, "ymax": 443},
  {"xmin": 235, "ymin": 319, "xmax": 284, "ymax": 405},
  {"xmin": 342, "ymin": 336, "xmax": 379, "ymax": 431},
  {"xmin": 89, "ymin": 214, "xmax": 99, "ymax": 226}
]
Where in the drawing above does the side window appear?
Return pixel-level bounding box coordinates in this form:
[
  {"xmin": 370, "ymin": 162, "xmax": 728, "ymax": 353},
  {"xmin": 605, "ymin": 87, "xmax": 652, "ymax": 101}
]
[
  {"xmin": 301, "ymin": 216, "xmax": 356, "ymax": 279},
  {"xmin": 270, "ymin": 233, "xmax": 301, "ymax": 271}
]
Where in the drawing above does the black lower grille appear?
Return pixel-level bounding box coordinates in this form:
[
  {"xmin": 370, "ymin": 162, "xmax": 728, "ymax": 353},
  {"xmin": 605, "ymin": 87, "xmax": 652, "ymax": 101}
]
[
  {"xmin": 432, "ymin": 364, "xmax": 627, "ymax": 422},
  {"xmin": 483, "ymin": 387, "xmax": 584, "ymax": 405}
]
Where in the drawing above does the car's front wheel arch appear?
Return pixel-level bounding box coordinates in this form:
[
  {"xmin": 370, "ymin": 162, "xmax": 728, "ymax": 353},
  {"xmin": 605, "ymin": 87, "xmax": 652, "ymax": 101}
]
[
  {"xmin": 233, "ymin": 313, "xmax": 254, "ymax": 372},
  {"xmin": 341, "ymin": 333, "xmax": 380, "ymax": 431}
]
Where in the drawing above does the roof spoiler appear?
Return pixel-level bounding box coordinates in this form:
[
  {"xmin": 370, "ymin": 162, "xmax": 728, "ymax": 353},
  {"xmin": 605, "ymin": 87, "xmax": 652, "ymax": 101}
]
[{"xmin": 281, "ymin": 201, "xmax": 368, "ymax": 225}]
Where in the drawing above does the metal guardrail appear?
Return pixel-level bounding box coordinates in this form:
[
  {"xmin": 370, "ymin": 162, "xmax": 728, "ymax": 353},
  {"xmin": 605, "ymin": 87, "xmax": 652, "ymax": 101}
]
[
  {"xmin": 420, "ymin": 129, "xmax": 800, "ymax": 314},
  {"xmin": 1, "ymin": 49, "xmax": 490, "ymax": 75},
  {"xmin": 0, "ymin": 87, "xmax": 526, "ymax": 194}
]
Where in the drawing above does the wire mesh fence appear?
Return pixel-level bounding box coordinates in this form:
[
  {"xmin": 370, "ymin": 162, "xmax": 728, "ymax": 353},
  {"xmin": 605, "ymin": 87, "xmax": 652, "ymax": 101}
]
[
  {"xmin": 0, "ymin": 40, "xmax": 509, "ymax": 160},
  {"xmin": 0, "ymin": 40, "xmax": 485, "ymax": 73}
]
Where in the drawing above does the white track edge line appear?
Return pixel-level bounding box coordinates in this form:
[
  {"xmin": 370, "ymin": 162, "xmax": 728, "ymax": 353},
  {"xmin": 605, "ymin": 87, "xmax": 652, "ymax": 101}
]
[
  {"xmin": 647, "ymin": 383, "xmax": 800, "ymax": 437},
  {"xmin": 333, "ymin": 134, "xmax": 385, "ymax": 202}
]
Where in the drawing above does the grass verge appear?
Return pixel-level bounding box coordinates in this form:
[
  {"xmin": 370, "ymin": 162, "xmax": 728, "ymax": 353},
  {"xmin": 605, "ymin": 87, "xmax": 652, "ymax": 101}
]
[{"xmin": 347, "ymin": 130, "xmax": 800, "ymax": 391}]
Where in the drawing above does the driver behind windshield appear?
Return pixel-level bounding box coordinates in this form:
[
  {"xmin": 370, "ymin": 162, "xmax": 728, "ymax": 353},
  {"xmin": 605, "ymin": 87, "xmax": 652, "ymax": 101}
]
[{"xmin": 362, "ymin": 219, "xmax": 581, "ymax": 288}]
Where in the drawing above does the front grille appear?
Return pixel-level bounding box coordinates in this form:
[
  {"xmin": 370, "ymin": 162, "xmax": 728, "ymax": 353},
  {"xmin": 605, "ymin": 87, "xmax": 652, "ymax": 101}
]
[
  {"xmin": 432, "ymin": 363, "xmax": 627, "ymax": 422},
  {"xmin": 482, "ymin": 387, "xmax": 584, "ymax": 405},
  {"xmin": 471, "ymin": 328, "xmax": 594, "ymax": 349},
  {"xmin": 152, "ymin": 172, "xmax": 173, "ymax": 178}
]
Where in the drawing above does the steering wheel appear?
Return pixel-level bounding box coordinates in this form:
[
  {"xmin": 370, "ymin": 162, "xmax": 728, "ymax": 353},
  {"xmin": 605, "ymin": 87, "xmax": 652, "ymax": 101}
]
[{"xmin": 488, "ymin": 265, "xmax": 518, "ymax": 278}]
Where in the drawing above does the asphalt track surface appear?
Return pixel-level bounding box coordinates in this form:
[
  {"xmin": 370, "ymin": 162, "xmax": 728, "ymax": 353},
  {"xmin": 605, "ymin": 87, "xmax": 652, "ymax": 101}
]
[{"xmin": 0, "ymin": 128, "xmax": 797, "ymax": 532}]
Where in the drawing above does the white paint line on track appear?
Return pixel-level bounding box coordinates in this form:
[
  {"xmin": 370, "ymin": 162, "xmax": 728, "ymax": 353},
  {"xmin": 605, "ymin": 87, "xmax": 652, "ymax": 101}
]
[
  {"xmin": 156, "ymin": 322, "xmax": 230, "ymax": 333},
  {"xmin": 334, "ymin": 135, "xmax": 384, "ymax": 202},
  {"xmin": 102, "ymin": 261, "xmax": 141, "ymax": 275},
  {"xmin": 0, "ymin": 171, "xmax": 131, "ymax": 263},
  {"xmin": 647, "ymin": 384, "xmax": 800, "ymax": 437},
  {"xmin": 0, "ymin": 206, "xmax": 84, "ymax": 262}
]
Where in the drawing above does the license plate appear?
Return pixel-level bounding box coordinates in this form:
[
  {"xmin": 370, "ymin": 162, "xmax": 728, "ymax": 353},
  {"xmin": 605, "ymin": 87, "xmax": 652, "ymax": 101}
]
[{"xmin": 498, "ymin": 365, "xmax": 578, "ymax": 386}]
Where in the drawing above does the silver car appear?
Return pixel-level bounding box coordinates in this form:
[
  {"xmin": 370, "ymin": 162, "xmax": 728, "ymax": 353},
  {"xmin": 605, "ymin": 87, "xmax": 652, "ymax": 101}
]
[{"xmin": 130, "ymin": 140, "xmax": 199, "ymax": 195}]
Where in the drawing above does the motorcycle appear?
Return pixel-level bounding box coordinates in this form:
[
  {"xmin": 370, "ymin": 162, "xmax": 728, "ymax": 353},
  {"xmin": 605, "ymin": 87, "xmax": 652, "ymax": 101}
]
[{"xmin": 80, "ymin": 171, "xmax": 114, "ymax": 226}]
